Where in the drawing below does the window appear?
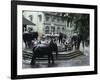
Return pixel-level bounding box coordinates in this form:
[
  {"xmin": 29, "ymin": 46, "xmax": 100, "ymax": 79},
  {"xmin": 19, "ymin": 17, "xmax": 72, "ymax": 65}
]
[
  {"xmin": 51, "ymin": 26, "xmax": 55, "ymax": 34},
  {"xmin": 57, "ymin": 27, "xmax": 60, "ymax": 34},
  {"xmin": 45, "ymin": 26, "xmax": 49, "ymax": 34},
  {"xmin": 62, "ymin": 18, "xmax": 65, "ymax": 23},
  {"xmin": 62, "ymin": 27, "xmax": 65, "ymax": 31},
  {"xmin": 57, "ymin": 17, "xmax": 60, "ymax": 22},
  {"xmin": 46, "ymin": 16, "xmax": 50, "ymax": 21},
  {"xmin": 52, "ymin": 16, "xmax": 56, "ymax": 22},
  {"xmin": 38, "ymin": 15, "xmax": 42, "ymax": 22}
]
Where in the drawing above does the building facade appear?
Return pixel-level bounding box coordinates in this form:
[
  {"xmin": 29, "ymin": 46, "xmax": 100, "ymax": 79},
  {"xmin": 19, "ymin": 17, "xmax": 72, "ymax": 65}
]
[
  {"xmin": 43, "ymin": 12, "xmax": 66, "ymax": 37},
  {"xmin": 23, "ymin": 11, "xmax": 74, "ymax": 38}
]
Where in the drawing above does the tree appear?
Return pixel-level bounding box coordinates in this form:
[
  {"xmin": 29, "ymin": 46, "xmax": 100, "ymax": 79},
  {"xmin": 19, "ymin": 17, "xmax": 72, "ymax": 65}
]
[
  {"xmin": 63, "ymin": 13, "xmax": 90, "ymax": 49},
  {"xmin": 75, "ymin": 14, "xmax": 89, "ymax": 47}
]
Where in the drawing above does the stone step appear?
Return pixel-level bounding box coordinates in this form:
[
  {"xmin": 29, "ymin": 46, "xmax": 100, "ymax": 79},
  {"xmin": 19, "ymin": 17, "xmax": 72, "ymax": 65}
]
[{"xmin": 23, "ymin": 50, "xmax": 83, "ymax": 60}]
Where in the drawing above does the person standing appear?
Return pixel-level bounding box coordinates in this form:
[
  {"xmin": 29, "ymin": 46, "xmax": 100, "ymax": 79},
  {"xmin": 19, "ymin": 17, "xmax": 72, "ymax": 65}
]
[{"xmin": 59, "ymin": 32, "xmax": 63, "ymax": 44}]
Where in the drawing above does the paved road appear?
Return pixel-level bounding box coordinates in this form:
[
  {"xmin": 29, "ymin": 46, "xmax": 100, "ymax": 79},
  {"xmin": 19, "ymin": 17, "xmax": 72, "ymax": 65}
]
[
  {"xmin": 22, "ymin": 42, "xmax": 90, "ymax": 68},
  {"xmin": 22, "ymin": 54, "xmax": 89, "ymax": 68}
]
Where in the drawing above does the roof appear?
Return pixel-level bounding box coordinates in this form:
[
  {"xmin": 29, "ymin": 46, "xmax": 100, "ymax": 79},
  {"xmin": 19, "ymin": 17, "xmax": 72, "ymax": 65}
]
[{"xmin": 23, "ymin": 16, "xmax": 36, "ymax": 25}]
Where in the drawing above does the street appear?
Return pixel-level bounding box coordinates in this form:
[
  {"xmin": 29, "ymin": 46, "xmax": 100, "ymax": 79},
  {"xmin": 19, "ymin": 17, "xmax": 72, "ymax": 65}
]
[
  {"xmin": 22, "ymin": 54, "xmax": 89, "ymax": 68},
  {"xmin": 22, "ymin": 42, "xmax": 90, "ymax": 68}
]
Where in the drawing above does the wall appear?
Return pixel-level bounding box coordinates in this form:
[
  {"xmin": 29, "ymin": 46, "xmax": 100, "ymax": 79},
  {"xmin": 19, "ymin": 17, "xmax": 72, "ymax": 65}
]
[
  {"xmin": 0, "ymin": 0, "xmax": 99, "ymax": 80},
  {"xmin": 23, "ymin": 11, "xmax": 44, "ymax": 38}
]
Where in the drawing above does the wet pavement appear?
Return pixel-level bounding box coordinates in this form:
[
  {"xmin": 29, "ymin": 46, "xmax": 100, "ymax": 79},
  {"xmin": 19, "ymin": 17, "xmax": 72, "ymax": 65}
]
[
  {"xmin": 22, "ymin": 42, "xmax": 90, "ymax": 68},
  {"xmin": 22, "ymin": 53, "xmax": 89, "ymax": 68}
]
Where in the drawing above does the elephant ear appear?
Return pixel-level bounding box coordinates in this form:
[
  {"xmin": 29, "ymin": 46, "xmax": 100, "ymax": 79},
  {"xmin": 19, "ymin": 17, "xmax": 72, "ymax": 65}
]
[{"xmin": 32, "ymin": 46, "xmax": 36, "ymax": 52}]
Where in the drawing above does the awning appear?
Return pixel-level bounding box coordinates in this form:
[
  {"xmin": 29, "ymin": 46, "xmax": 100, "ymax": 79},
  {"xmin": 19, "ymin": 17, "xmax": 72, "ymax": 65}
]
[{"xmin": 23, "ymin": 16, "xmax": 36, "ymax": 25}]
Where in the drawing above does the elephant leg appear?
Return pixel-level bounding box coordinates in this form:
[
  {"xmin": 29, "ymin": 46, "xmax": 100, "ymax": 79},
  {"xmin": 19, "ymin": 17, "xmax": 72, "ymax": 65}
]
[
  {"xmin": 50, "ymin": 54, "xmax": 54, "ymax": 64},
  {"xmin": 24, "ymin": 41, "xmax": 28, "ymax": 48},
  {"xmin": 24, "ymin": 41, "xmax": 27, "ymax": 48},
  {"xmin": 48, "ymin": 55, "xmax": 51, "ymax": 64},
  {"xmin": 30, "ymin": 55, "xmax": 36, "ymax": 65},
  {"xmin": 56, "ymin": 50, "xmax": 58, "ymax": 59},
  {"xmin": 28, "ymin": 41, "xmax": 31, "ymax": 48}
]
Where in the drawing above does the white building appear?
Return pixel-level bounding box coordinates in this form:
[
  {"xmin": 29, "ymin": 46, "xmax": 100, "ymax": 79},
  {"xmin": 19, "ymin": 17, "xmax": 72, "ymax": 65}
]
[{"xmin": 23, "ymin": 11, "xmax": 74, "ymax": 38}]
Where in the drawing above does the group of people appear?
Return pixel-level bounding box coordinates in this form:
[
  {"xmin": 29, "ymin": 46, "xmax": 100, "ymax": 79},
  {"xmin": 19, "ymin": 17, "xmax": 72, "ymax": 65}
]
[
  {"xmin": 23, "ymin": 30, "xmax": 82, "ymax": 52},
  {"xmin": 58, "ymin": 32, "xmax": 82, "ymax": 51}
]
